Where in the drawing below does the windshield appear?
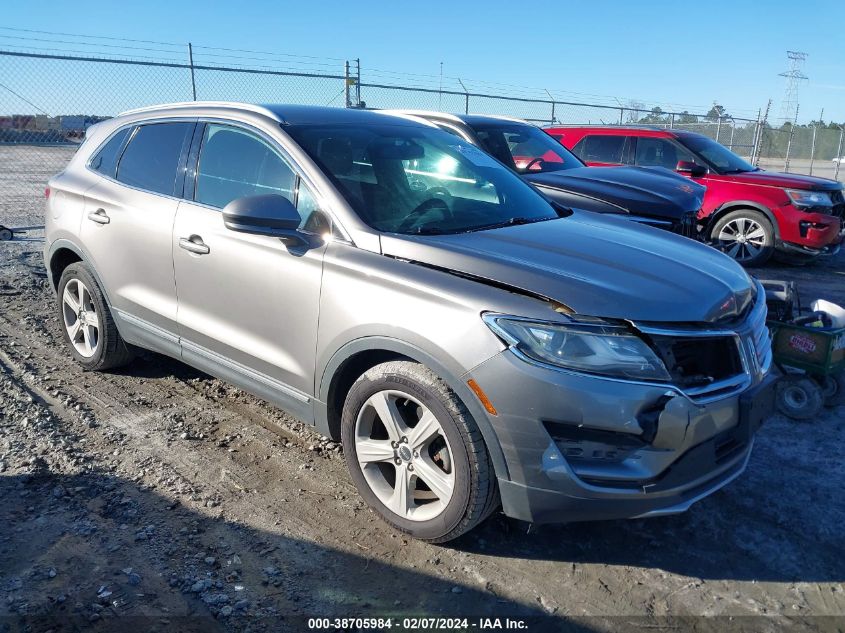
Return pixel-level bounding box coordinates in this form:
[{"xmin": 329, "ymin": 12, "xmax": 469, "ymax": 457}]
[
  {"xmin": 471, "ymin": 122, "xmax": 584, "ymax": 174},
  {"xmin": 678, "ymin": 135, "xmax": 757, "ymax": 174},
  {"xmin": 285, "ymin": 123, "xmax": 561, "ymax": 235}
]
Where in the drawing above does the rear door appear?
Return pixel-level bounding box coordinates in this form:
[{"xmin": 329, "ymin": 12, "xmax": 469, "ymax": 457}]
[
  {"xmin": 172, "ymin": 122, "xmax": 327, "ymax": 418},
  {"xmin": 632, "ymin": 136, "xmax": 699, "ymax": 171},
  {"xmin": 571, "ymin": 134, "xmax": 630, "ymax": 166},
  {"xmin": 80, "ymin": 120, "xmax": 194, "ymax": 352}
]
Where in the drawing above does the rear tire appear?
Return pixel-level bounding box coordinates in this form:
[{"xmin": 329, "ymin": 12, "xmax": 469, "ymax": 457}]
[
  {"xmin": 57, "ymin": 263, "xmax": 135, "ymax": 371},
  {"xmin": 341, "ymin": 361, "xmax": 499, "ymax": 543},
  {"xmin": 711, "ymin": 209, "xmax": 774, "ymax": 267}
]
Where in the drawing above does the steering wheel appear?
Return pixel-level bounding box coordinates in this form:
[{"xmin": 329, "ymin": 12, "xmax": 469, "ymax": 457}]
[
  {"xmin": 397, "ymin": 197, "xmax": 451, "ymax": 232},
  {"xmin": 522, "ymin": 157, "xmax": 545, "ymax": 171}
]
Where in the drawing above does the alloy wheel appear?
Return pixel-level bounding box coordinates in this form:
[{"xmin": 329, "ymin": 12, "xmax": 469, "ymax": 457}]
[
  {"xmin": 717, "ymin": 217, "xmax": 767, "ymax": 263},
  {"xmin": 354, "ymin": 389, "xmax": 455, "ymax": 522},
  {"xmin": 62, "ymin": 278, "xmax": 100, "ymax": 357}
]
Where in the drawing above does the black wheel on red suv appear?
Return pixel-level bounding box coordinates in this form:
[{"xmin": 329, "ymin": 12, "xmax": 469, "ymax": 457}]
[{"xmin": 710, "ymin": 209, "xmax": 774, "ymax": 266}]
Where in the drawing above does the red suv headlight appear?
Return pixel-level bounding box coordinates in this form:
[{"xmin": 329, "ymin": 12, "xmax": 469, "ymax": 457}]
[{"xmin": 785, "ymin": 189, "xmax": 834, "ymax": 209}]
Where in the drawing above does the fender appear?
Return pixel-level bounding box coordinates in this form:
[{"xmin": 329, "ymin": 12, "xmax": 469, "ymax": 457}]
[
  {"xmin": 705, "ymin": 200, "xmax": 781, "ymax": 242},
  {"xmin": 316, "ymin": 335, "xmax": 510, "ymax": 481}
]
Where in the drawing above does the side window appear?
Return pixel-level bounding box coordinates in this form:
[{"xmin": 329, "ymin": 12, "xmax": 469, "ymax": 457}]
[
  {"xmin": 579, "ymin": 135, "xmax": 627, "ymax": 164},
  {"xmin": 635, "ymin": 137, "xmax": 696, "ymax": 169},
  {"xmin": 116, "ymin": 122, "xmax": 193, "ymax": 196},
  {"xmin": 570, "ymin": 138, "xmax": 587, "ymax": 160},
  {"xmin": 90, "ymin": 127, "xmax": 130, "ymax": 178},
  {"xmin": 195, "ymin": 124, "xmax": 295, "ymax": 209}
]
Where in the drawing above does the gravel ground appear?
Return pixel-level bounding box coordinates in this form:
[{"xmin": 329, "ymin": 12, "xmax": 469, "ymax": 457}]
[{"xmin": 1, "ymin": 148, "xmax": 844, "ymax": 632}]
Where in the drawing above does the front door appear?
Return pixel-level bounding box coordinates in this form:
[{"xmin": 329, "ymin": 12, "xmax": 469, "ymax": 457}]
[{"xmin": 172, "ymin": 122, "xmax": 326, "ymax": 419}]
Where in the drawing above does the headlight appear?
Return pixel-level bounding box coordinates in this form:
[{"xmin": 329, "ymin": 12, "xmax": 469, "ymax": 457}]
[
  {"xmin": 484, "ymin": 315, "xmax": 670, "ymax": 381},
  {"xmin": 786, "ymin": 189, "xmax": 833, "ymax": 208}
]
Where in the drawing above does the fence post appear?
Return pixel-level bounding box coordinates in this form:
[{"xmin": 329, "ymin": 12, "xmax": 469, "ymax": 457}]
[
  {"xmin": 715, "ymin": 116, "xmax": 722, "ymax": 143},
  {"xmin": 356, "ymin": 58, "xmax": 361, "ymax": 107},
  {"xmin": 344, "ymin": 61, "xmax": 350, "ymax": 108},
  {"xmin": 458, "ymin": 79, "xmax": 469, "ymax": 115},
  {"xmin": 784, "ymin": 105, "xmax": 799, "ymax": 172},
  {"xmin": 669, "ymin": 113, "xmax": 674, "ymax": 129},
  {"xmin": 188, "ymin": 43, "xmax": 197, "ymax": 101},
  {"xmin": 619, "ymin": 108, "xmax": 624, "ymax": 125},
  {"xmin": 809, "ymin": 124, "xmax": 817, "ymax": 175},
  {"xmin": 835, "ymin": 127, "xmax": 844, "ymax": 181},
  {"xmin": 728, "ymin": 119, "xmax": 735, "ymax": 150}
]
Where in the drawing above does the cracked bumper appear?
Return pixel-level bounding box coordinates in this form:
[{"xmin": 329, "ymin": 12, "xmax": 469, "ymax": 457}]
[{"xmin": 468, "ymin": 351, "xmax": 776, "ymax": 524}]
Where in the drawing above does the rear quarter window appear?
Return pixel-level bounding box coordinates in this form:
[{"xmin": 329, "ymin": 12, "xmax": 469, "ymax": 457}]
[
  {"xmin": 89, "ymin": 127, "xmax": 130, "ymax": 178},
  {"xmin": 116, "ymin": 122, "xmax": 193, "ymax": 196}
]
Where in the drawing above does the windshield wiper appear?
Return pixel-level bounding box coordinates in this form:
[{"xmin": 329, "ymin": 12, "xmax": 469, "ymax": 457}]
[
  {"xmin": 412, "ymin": 226, "xmax": 451, "ymax": 235},
  {"xmin": 465, "ymin": 216, "xmax": 554, "ymax": 233}
]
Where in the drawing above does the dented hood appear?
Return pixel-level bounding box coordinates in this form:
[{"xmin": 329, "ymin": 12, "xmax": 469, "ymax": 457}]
[{"xmin": 380, "ymin": 212, "xmax": 755, "ymax": 323}]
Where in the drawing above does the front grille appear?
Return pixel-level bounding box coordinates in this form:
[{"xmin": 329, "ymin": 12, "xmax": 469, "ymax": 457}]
[
  {"xmin": 677, "ymin": 210, "xmax": 699, "ymax": 239},
  {"xmin": 648, "ymin": 334, "xmax": 743, "ymax": 389},
  {"xmin": 830, "ymin": 190, "xmax": 844, "ymax": 219},
  {"xmin": 746, "ymin": 291, "xmax": 772, "ymax": 371},
  {"xmin": 635, "ymin": 283, "xmax": 771, "ymax": 402}
]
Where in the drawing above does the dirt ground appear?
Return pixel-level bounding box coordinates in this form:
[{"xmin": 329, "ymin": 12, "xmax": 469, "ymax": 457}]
[{"xmin": 1, "ymin": 148, "xmax": 844, "ymax": 632}]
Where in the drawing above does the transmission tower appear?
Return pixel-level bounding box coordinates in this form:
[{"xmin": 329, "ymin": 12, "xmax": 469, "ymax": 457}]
[{"xmin": 778, "ymin": 51, "xmax": 808, "ymax": 124}]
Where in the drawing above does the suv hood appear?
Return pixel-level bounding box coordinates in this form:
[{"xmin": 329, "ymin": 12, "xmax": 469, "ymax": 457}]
[
  {"xmin": 381, "ymin": 212, "xmax": 754, "ymax": 323},
  {"xmin": 524, "ymin": 166, "xmax": 705, "ymax": 219},
  {"xmin": 712, "ymin": 170, "xmax": 844, "ymax": 191}
]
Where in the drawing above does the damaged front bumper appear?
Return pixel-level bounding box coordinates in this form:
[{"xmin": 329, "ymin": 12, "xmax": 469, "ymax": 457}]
[{"xmin": 467, "ymin": 345, "xmax": 776, "ymax": 524}]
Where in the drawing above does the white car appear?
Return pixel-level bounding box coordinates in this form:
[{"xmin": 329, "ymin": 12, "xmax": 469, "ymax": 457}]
[{"xmin": 832, "ymin": 157, "xmax": 845, "ymax": 165}]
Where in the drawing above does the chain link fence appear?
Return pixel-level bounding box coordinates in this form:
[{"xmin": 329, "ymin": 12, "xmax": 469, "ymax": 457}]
[{"xmin": 2, "ymin": 48, "xmax": 843, "ymax": 230}]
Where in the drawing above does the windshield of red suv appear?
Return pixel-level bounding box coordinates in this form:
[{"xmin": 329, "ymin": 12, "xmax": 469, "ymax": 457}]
[
  {"xmin": 470, "ymin": 122, "xmax": 584, "ymax": 175},
  {"xmin": 678, "ymin": 135, "xmax": 758, "ymax": 174},
  {"xmin": 286, "ymin": 123, "xmax": 562, "ymax": 235}
]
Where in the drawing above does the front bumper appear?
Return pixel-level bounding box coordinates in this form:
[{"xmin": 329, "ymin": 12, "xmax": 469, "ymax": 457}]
[
  {"xmin": 467, "ymin": 350, "xmax": 776, "ymax": 524},
  {"xmin": 777, "ymin": 204, "xmax": 843, "ymax": 255}
]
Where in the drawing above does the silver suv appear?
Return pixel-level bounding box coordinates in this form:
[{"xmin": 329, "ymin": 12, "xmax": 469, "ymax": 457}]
[{"xmin": 45, "ymin": 102, "xmax": 775, "ymax": 542}]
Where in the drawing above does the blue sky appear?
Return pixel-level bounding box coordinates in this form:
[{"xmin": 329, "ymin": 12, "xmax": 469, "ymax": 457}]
[{"xmin": 2, "ymin": 0, "xmax": 844, "ymax": 123}]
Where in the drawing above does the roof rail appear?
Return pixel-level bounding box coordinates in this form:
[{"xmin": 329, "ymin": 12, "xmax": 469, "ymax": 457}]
[
  {"xmin": 118, "ymin": 101, "xmax": 283, "ymax": 122},
  {"xmin": 544, "ymin": 123, "xmax": 669, "ymax": 130}
]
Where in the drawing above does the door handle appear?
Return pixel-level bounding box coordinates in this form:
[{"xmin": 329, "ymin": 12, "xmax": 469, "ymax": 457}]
[
  {"xmin": 179, "ymin": 235, "xmax": 210, "ymax": 255},
  {"xmin": 87, "ymin": 208, "xmax": 110, "ymax": 224}
]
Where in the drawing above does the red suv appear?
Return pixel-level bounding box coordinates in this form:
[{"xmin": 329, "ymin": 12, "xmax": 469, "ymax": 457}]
[{"xmin": 549, "ymin": 126, "xmax": 844, "ymax": 266}]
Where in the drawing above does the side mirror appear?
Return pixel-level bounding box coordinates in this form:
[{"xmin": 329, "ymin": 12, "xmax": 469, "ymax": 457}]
[
  {"xmin": 676, "ymin": 160, "xmax": 707, "ymax": 178},
  {"xmin": 222, "ymin": 194, "xmax": 309, "ymax": 247}
]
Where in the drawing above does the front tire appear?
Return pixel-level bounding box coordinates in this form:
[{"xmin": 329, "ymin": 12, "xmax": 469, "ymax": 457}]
[
  {"xmin": 775, "ymin": 375, "xmax": 824, "ymax": 420},
  {"xmin": 57, "ymin": 263, "xmax": 134, "ymax": 371},
  {"xmin": 341, "ymin": 361, "xmax": 499, "ymax": 543},
  {"xmin": 711, "ymin": 209, "xmax": 774, "ymax": 266}
]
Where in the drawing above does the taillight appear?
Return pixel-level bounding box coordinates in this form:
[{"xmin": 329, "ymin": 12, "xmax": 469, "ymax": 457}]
[{"xmin": 45, "ymin": 186, "xmax": 51, "ymax": 199}]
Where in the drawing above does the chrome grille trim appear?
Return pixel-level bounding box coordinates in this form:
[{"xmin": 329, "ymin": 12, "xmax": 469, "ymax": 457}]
[{"xmin": 633, "ymin": 281, "xmax": 772, "ymax": 404}]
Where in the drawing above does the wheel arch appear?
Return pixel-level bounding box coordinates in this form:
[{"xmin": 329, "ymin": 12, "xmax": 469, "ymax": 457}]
[
  {"xmin": 46, "ymin": 239, "xmax": 114, "ymax": 305},
  {"xmin": 705, "ymin": 201, "xmax": 781, "ymax": 242},
  {"xmin": 316, "ymin": 336, "xmax": 510, "ymax": 481}
]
